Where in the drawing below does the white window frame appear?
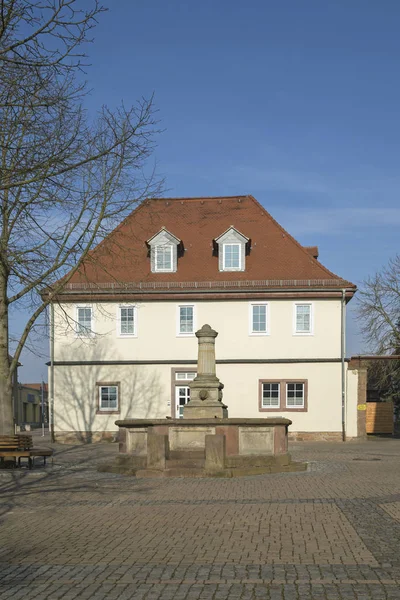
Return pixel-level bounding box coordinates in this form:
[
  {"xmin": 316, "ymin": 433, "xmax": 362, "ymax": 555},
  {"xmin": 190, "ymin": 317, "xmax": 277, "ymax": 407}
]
[
  {"xmin": 249, "ymin": 302, "xmax": 269, "ymax": 335},
  {"xmin": 98, "ymin": 384, "xmax": 119, "ymax": 412},
  {"xmin": 175, "ymin": 371, "xmax": 197, "ymax": 380},
  {"xmin": 261, "ymin": 382, "xmax": 280, "ymax": 408},
  {"xmin": 76, "ymin": 305, "xmax": 94, "ymax": 337},
  {"xmin": 176, "ymin": 304, "xmax": 196, "ymax": 337},
  {"xmin": 117, "ymin": 305, "xmax": 137, "ymax": 338},
  {"xmin": 286, "ymin": 382, "xmax": 305, "ymax": 409},
  {"xmin": 293, "ymin": 302, "xmax": 314, "ymax": 335},
  {"xmin": 222, "ymin": 243, "xmax": 241, "ymax": 271},
  {"xmin": 154, "ymin": 244, "xmax": 173, "ymax": 272}
]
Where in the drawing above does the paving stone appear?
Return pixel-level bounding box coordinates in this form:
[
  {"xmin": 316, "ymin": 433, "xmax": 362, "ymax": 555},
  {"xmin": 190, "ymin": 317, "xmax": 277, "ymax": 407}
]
[{"xmin": 0, "ymin": 435, "xmax": 400, "ymax": 599}]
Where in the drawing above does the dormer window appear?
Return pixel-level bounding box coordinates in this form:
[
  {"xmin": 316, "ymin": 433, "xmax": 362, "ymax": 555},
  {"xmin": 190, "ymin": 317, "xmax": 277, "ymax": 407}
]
[
  {"xmin": 223, "ymin": 243, "xmax": 241, "ymax": 270},
  {"xmin": 155, "ymin": 244, "xmax": 173, "ymax": 272},
  {"xmin": 147, "ymin": 228, "xmax": 181, "ymax": 273},
  {"xmin": 215, "ymin": 226, "xmax": 249, "ymax": 272}
]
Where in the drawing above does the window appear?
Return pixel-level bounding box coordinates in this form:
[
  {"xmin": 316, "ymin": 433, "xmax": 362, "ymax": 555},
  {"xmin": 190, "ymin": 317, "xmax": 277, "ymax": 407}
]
[
  {"xmin": 223, "ymin": 243, "xmax": 241, "ymax": 270},
  {"xmin": 177, "ymin": 304, "xmax": 195, "ymax": 335},
  {"xmin": 286, "ymin": 382, "xmax": 305, "ymax": 408},
  {"xmin": 176, "ymin": 371, "xmax": 197, "ymax": 380},
  {"xmin": 155, "ymin": 245, "xmax": 173, "ymax": 272},
  {"xmin": 97, "ymin": 383, "xmax": 120, "ymax": 413},
  {"xmin": 261, "ymin": 382, "xmax": 280, "ymax": 408},
  {"xmin": 118, "ymin": 306, "xmax": 136, "ymax": 336},
  {"xmin": 294, "ymin": 303, "xmax": 313, "ymax": 334},
  {"xmin": 259, "ymin": 379, "xmax": 307, "ymax": 412},
  {"xmin": 77, "ymin": 307, "xmax": 92, "ymax": 336},
  {"xmin": 250, "ymin": 303, "xmax": 268, "ymax": 334}
]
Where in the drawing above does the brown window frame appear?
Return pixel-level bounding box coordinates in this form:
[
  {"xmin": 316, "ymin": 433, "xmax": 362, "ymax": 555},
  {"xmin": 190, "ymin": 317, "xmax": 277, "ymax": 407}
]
[
  {"xmin": 259, "ymin": 379, "xmax": 308, "ymax": 413},
  {"xmin": 96, "ymin": 381, "xmax": 121, "ymax": 415}
]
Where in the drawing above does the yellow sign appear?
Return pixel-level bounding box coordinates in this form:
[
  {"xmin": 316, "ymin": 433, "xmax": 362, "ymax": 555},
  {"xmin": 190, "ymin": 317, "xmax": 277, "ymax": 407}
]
[{"xmin": 357, "ymin": 404, "xmax": 367, "ymax": 411}]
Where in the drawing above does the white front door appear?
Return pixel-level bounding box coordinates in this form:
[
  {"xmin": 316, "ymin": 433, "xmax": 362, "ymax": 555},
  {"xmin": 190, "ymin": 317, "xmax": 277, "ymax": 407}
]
[{"xmin": 175, "ymin": 385, "xmax": 191, "ymax": 418}]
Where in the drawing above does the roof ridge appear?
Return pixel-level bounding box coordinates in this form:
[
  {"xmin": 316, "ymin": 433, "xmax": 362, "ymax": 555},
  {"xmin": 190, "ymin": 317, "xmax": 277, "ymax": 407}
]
[{"xmin": 147, "ymin": 195, "xmax": 250, "ymax": 202}]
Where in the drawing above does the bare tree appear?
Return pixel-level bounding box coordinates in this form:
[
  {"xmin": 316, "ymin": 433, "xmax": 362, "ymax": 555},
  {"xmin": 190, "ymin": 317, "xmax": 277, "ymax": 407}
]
[
  {"xmin": 0, "ymin": 1, "xmax": 162, "ymax": 434},
  {"xmin": 358, "ymin": 255, "xmax": 400, "ymax": 416},
  {"xmin": 366, "ymin": 358, "xmax": 400, "ymax": 405},
  {"xmin": 358, "ymin": 255, "xmax": 400, "ymax": 354}
]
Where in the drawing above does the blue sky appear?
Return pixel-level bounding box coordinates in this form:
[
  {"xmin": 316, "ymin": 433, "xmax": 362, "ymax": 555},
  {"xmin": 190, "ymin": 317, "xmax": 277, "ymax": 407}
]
[{"xmin": 18, "ymin": 0, "xmax": 400, "ymax": 380}]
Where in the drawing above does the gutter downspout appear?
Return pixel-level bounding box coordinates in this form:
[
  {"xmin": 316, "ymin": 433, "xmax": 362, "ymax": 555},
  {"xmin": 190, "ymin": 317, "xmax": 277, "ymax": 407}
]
[
  {"xmin": 341, "ymin": 289, "xmax": 346, "ymax": 442},
  {"xmin": 50, "ymin": 303, "xmax": 55, "ymax": 443},
  {"xmin": 41, "ymin": 381, "xmax": 45, "ymax": 437}
]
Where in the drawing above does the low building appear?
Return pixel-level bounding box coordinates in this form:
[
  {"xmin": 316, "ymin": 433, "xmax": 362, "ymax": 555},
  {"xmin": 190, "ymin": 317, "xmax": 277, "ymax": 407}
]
[{"xmin": 14, "ymin": 383, "xmax": 48, "ymax": 429}]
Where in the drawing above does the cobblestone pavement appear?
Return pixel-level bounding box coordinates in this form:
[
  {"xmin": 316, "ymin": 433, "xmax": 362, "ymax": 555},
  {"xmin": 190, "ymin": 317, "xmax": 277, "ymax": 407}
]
[{"xmin": 0, "ymin": 435, "xmax": 400, "ymax": 599}]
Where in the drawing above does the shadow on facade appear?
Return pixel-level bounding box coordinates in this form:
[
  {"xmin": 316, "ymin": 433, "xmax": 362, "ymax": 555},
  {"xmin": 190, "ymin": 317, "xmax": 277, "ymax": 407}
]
[{"xmin": 54, "ymin": 347, "xmax": 162, "ymax": 443}]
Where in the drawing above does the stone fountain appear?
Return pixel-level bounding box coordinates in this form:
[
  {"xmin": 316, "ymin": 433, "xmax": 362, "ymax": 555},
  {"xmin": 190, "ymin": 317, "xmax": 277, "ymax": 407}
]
[{"xmin": 101, "ymin": 325, "xmax": 306, "ymax": 477}]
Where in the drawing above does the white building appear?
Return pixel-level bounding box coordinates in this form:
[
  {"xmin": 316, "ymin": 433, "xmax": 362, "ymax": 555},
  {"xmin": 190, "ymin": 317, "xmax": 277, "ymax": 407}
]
[{"xmin": 48, "ymin": 195, "xmax": 363, "ymax": 442}]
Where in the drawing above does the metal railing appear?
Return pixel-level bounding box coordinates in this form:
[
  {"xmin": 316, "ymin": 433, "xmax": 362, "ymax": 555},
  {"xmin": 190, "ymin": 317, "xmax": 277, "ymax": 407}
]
[{"xmin": 63, "ymin": 278, "xmax": 352, "ymax": 292}]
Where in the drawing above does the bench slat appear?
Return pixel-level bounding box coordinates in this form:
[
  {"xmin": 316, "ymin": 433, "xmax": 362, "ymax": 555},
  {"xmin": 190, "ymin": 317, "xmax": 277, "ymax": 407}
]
[{"xmin": 0, "ymin": 451, "xmax": 31, "ymax": 457}]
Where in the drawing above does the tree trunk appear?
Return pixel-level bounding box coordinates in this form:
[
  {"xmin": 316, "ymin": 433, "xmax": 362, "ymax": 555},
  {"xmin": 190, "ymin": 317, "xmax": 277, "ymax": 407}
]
[{"xmin": 0, "ymin": 275, "xmax": 13, "ymax": 435}]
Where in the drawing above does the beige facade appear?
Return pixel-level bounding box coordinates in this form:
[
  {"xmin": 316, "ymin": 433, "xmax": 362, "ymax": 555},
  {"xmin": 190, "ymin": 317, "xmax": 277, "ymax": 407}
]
[
  {"xmin": 54, "ymin": 298, "xmax": 341, "ymax": 360},
  {"xmin": 53, "ymin": 362, "xmax": 358, "ymax": 439},
  {"xmin": 51, "ymin": 297, "xmax": 360, "ymax": 441}
]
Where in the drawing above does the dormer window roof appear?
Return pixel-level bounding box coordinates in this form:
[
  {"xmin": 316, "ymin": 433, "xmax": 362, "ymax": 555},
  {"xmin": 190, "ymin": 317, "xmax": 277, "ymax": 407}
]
[
  {"xmin": 147, "ymin": 228, "xmax": 181, "ymax": 273},
  {"xmin": 214, "ymin": 226, "xmax": 249, "ymax": 272}
]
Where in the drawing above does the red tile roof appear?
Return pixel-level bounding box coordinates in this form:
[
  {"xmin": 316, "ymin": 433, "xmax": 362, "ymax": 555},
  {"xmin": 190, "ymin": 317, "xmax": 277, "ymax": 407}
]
[
  {"xmin": 67, "ymin": 195, "xmax": 355, "ymax": 290},
  {"xmin": 22, "ymin": 383, "xmax": 48, "ymax": 392}
]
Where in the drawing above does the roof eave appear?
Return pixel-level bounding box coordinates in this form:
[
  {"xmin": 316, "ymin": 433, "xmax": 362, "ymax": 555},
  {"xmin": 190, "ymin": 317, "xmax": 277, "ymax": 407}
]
[{"xmin": 48, "ymin": 283, "xmax": 357, "ymax": 301}]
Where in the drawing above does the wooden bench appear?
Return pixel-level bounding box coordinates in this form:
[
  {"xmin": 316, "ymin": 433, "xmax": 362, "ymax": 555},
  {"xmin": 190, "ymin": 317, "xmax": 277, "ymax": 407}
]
[
  {"xmin": 0, "ymin": 436, "xmax": 32, "ymax": 468},
  {"xmin": 0, "ymin": 435, "xmax": 53, "ymax": 468},
  {"xmin": 16, "ymin": 435, "xmax": 54, "ymax": 466}
]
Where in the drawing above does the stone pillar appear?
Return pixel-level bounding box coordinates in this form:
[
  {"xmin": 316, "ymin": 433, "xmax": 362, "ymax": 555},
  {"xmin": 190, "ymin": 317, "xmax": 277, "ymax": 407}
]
[
  {"xmin": 147, "ymin": 434, "xmax": 169, "ymax": 469},
  {"xmin": 197, "ymin": 325, "xmax": 217, "ymax": 376},
  {"xmin": 348, "ymin": 359, "xmax": 368, "ymax": 439},
  {"xmin": 357, "ymin": 368, "xmax": 368, "ymax": 439},
  {"xmin": 205, "ymin": 434, "xmax": 225, "ymax": 471},
  {"xmin": 274, "ymin": 424, "xmax": 288, "ymax": 455},
  {"xmin": 183, "ymin": 324, "xmax": 228, "ymax": 419}
]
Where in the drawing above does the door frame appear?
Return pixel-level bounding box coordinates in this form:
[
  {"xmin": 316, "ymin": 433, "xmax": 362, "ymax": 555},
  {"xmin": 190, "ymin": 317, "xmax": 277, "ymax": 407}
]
[{"xmin": 170, "ymin": 368, "xmax": 197, "ymax": 418}]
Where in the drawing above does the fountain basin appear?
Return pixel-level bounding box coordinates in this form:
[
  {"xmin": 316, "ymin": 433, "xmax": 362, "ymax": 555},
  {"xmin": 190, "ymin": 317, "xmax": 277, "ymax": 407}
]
[
  {"xmin": 117, "ymin": 417, "xmax": 291, "ymax": 455},
  {"xmin": 100, "ymin": 417, "xmax": 307, "ymax": 477}
]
